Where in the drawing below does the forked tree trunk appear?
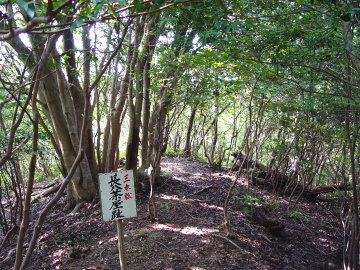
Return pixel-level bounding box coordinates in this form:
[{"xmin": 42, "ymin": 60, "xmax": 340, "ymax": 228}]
[
  {"xmin": 123, "ymin": 16, "xmax": 160, "ymax": 191},
  {"xmin": 8, "ymin": 32, "xmax": 98, "ymax": 209}
]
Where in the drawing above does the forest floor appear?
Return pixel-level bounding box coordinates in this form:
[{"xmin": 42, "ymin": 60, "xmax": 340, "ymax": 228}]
[{"xmin": 1, "ymin": 156, "xmax": 343, "ymax": 270}]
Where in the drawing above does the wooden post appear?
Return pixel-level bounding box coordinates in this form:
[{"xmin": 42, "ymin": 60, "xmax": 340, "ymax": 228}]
[
  {"xmin": 98, "ymin": 171, "xmax": 137, "ymax": 269},
  {"xmin": 116, "ymin": 219, "xmax": 127, "ymax": 270}
]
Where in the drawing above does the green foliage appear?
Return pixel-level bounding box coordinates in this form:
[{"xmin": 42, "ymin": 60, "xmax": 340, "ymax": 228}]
[
  {"xmin": 288, "ymin": 207, "xmax": 310, "ymax": 222},
  {"xmin": 234, "ymin": 193, "xmax": 268, "ymax": 216},
  {"xmin": 70, "ymin": 0, "xmax": 130, "ymax": 31},
  {"xmin": 16, "ymin": 0, "xmax": 35, "ymax": 19},
  {"xmin": 164, "ymin": 148, "xmax": 183, "ymax": 157},
  {"xmin": 132, "ymin": 0, "xmax": 145, "ymax": 12},
  {"xmin": 160, "ymin": 202, "xmax": 170, "ymax": 209},
  {"xmin": 270, "ymin": 202, "xmax": 281, "ymax": 211},
  {"xmin": 3, "ymin": 0, "xmax": 359, "ymax": 222}
]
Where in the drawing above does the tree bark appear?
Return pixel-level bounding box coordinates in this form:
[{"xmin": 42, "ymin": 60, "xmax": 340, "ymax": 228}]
[
  {"xmin": 342, "ymin": 18, "xmax": 359, "ymax": 270},
  {"xmin": 140, "ymin": 15, "xmax": 160, "ymax": 172},
  {"xmin": 7, "ymin": 31, "xmax": 98, "ymax": 209},
  {"xmin": 125, "ymin": 18, "xmax": 145, "ymax": 177},
  {"xmin": 184, "ymin": 106, "xmax": 197, "ymax": 157}
]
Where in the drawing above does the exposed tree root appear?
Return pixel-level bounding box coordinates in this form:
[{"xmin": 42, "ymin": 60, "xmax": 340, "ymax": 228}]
[
  {"xmin": 251, "ymin": 206, "xmax": 285, "ymax": 237},
  {"xmin": 71, "ymin": 202, "xmax": 85, "ymax": 213},
  {"xmin": 211, "ymin": 234, "xmax": 255, "ymax": 256}
]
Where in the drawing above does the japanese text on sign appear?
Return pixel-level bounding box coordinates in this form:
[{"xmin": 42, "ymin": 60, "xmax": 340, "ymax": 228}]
[{"xmin": 98, "ymin": 170, "xmax": 137, "ymax": 221}]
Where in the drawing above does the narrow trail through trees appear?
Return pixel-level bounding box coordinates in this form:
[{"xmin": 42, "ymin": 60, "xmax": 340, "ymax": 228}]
[{"xmin": 1, "ymin": 157, "xmax": 343, "ymax": 270}]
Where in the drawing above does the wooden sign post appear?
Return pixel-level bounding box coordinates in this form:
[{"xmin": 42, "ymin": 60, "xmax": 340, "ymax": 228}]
[{"xmin": 98, "ymin": 170, "xmax": 137, "ymax": 270}]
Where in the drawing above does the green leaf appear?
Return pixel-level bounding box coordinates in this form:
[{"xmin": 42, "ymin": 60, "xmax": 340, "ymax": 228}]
[
  {"xmin": 92, "ymin": 2, "xmax": 105, "ymax": 16},
  {"xmin": 16, "ymin": 0, "xmax": 35, "ymax": 19},
  {"xmin": 214, "ymin": 0, "xmax": 226, "ymax": 11},
  {"xmin": 114, "ymin": 0, "xmax": 127, "ymax": 4},
  {"xmin": 70, "ymin": 17, "xmax": 86, "ymax": 31},
  {"xmin": 133, "ymin": 0, "xmax": 144, "ymax": 12}
]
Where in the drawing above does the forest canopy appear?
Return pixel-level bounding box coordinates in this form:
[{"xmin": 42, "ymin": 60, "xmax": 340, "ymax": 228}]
[{"xmin": 0, "ymin": 0, "xmax": 359, "ymax": 269}]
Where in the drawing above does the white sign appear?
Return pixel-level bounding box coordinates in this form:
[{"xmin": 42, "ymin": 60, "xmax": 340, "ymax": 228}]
[{"xmin": 98, "ymin": 170, "xmax": 137, "ymax": 221}]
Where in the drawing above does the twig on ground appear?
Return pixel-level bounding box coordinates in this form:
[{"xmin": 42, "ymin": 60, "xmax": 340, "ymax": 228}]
[
  {"xmin": 183, "ymin": 186, "xmax": 217, "ymax": 199},
  {"xmin": 0, "ymin": 226, "xmax": 17, "ymax": 251},
  {"xmin": 211, "ymin": 234, "xmax": 256, "ymax": 256},
  {"xmin": 259, "ymin": 233, "xmax": 272, "ymax": 242},
  {"xmin": 0, "ymin": 247, "xmax": 16, "ymax": 266},
  {"xmin": 155, "ymin": 241, "xmax": 169, "ymax": 249}
]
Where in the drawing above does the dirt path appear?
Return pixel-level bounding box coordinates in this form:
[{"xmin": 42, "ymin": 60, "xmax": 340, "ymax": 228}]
[{"xmin": 1, "ymin": 156, "xmax": 343, "ymax": 269}]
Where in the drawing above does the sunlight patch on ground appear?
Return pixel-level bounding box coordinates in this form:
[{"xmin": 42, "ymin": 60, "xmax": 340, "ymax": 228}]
[
  {"xmin": 50, "ymin": 248, "xmax": 68, "ymax": 269},
  {"xmin": 172, "ymin": 175, "xmax": 196, "ymax": 184},
  {"xmin": 107, "ymin": 236, "xmax": 118, "ymax": 242},
  {"xmin": 161, "ymin": 162, "xmax": 191, "ymax": 175},
  {"xmin": 158, "ymin": 194, "xmax": 224, "ymax": 211},
  {"xmin": 158, "ymin": 194, "xmax": 181, "ymax": 201},
  {"xmin": 180, "ymin": 226, "xmax": 219, "ymax": 235},
  {"xmin": 188, "ymin": 173, "xmax": 209, "ymax": 180},
  {"xmin": 150, "ymin": 223, "xmax": 219, "ymax": 236},
  {"xmin": 190, "ymin": 267, "xmax": 206, "ymax": 270},
  {"xmin": 161, "ymin": 162, "xmax": 211, "ymax": 178},
  {"xmin": 162, "ymin": 161, "xmax": 185, "ymax": 165},
  {"xmin": 199, "ymin": 202, "xmax": 224, "ymax": 211},
  {"xmin": 317, "ymin": 237, "xmax": 333, "ymax": 248}
]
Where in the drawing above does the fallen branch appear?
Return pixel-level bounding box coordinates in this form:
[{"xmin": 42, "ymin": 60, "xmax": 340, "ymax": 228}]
[
  {"xmin": 0, "ymin": 248, "xmax": 16, "ymax": 266},
  {"xmin": 302, "ymin": 184, "xmax": 350, "ymax": 198},
  {"xmin": 33, "ymin": 178, "xmax": 60, "ymax": 190},
  {"xmin": 31, "ymin": 183, "xmax": 61, "ymax": 203}
]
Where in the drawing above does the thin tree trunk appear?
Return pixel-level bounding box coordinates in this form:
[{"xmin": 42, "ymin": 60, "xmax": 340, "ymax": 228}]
[
  {"xmin": 13, "ymin": 75, "xmax": 40, "ymax": 270},
  {"xmin": 140, "ymin": 60, "xmax": 151, "ymax": 170},
  {"xmin": 184, "ymin": 106, "xmax": 197, "ymax": 157},
  {"xmin": 13, "ymin": 34, "xmax": 56, "ymax": 268},
  {"xmin": 99, "ymin": 21, "xmax": 131, "ymax": 172},
  {"xmin": 342, "ymin": 18, "xmax": 359, "ymax": 270},
  {"xmin": 209, "ymin": 116, "xmax": 218, "ymax": 164},
  {"xmin": 82, "ymin": 25, "xmax": 98, "ymax": 180},
  {"xmin": 125, "ymin": 18, "xmax": 145, "ymax": 176},
  {"xmin": 140, "ymin": 15, "xmax": 160, "ymax": 172}
]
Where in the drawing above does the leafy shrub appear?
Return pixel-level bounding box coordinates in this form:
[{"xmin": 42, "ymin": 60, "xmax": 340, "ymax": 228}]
[
  {"xmin": 288, "ymin": 207, "xmax": 310, "ymax": 222},
  {"xmin": 234, "ymin": 193, "xmax": 268, "ymax": 216}
]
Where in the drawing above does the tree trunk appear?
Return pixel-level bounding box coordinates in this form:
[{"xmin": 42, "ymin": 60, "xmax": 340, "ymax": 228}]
[
  {"xmin": 8, "ymin": 32, "xmax": 97, "ymax": 209},
  {"xmin": 125, "ymin": 18, "xmax": 145, "ymax": 178},
  {"xmin": 140, "ymin": 15, "xmax": 160, "ymax": 172},
  {"xmin": 184, "ymin": 106, "xmax": 197, "ymax": 156},
  {"xmin": 126, "ymin": 16, "xmax": 160, "ymax": 191},
  {"xmin": 140, "ymin": 60, "xmax": 151, "ymax": 170},
  {"xmin": 342, "ymin": 17, "xmax": 359, "ymax": 270},
  {"xmin": 209, "ymin": 116, "xmax": 218, "ymax": 164}
]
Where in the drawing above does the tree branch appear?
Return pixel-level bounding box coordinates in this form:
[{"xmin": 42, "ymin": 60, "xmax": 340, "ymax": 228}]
[{"xmin": 0, "ymin": 0, "xmax": 73, "ymax": 41}]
